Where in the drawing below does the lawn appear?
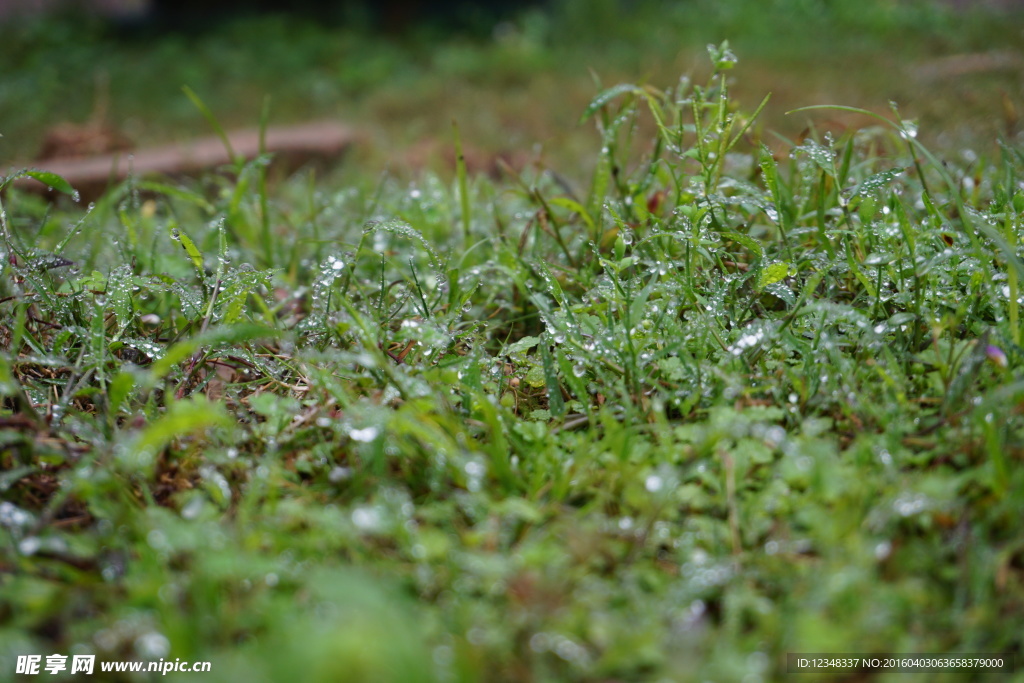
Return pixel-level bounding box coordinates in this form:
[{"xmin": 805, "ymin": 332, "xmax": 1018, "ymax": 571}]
[{"xmin": 2, "ymin": 1, "xmax": 1024, "ymax": 681}]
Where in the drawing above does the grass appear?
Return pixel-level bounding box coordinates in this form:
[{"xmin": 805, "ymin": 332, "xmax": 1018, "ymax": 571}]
[{"xmin": 2, "ymin": 19, "xmax": 1024, "ymax": 683}]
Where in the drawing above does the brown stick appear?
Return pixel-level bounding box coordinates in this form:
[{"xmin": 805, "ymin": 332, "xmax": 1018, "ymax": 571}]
[{"xmin": 10, "ymin": 121, "xmax": 360, "ymax": 201}]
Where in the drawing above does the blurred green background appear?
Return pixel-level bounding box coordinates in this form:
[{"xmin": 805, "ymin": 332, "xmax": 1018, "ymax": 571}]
[{"xmin": 1, "ymin": 0, "xmax": 1022, "ymax": 181}]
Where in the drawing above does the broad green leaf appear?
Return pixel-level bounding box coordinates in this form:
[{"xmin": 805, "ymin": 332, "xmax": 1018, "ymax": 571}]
[
  {"xmin": 796, "ymin": 140, "xmax": 836, "ymax": 175},
  {"xmin": 719, "ymin": 230, "xmax": 764, "ymax": 258},
  {"xmin": 24, "ymin": 170, "xmax": 76, "ymax": 197},
  {"xmin": 172, "ymin": 224, "xmax": 205, "ymax": 279},
  {"xmin": 756, "ymin": 261, "xmax": 790, "ymax": 291},
  {"xmin": 764, "ymin": 281, "xmax": 796, "ymax": 306},
  {"xmin": 505, "ymin": 336, "xmax": 541, "ymax": 355}
]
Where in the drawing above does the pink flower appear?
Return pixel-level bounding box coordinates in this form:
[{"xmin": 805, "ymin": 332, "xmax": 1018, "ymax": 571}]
[{"xmin": 985, "ymin": 344, "xmax": 1008, "ymax": 369}]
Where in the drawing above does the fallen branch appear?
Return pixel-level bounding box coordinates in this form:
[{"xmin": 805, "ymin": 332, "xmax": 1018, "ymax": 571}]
[{"xmin": 10, "ymin": 120, "xmax": 360, "ymax": 201}]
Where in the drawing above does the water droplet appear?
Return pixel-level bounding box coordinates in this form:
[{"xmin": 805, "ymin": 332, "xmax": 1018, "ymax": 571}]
[
  {"xmin": 351, "ymin": 506, "xmax": 383, "ymax": 531},
  {"xmin": 329, "ymin": 466, "xmax": 352, "ymax": 483},
  {"xmin": 349, "ymin": 426, "xmax": 380, "ymax": 442},
  {"xmin": 135, "ymin": 632, "xmax": 170, "ymax": 658}
]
